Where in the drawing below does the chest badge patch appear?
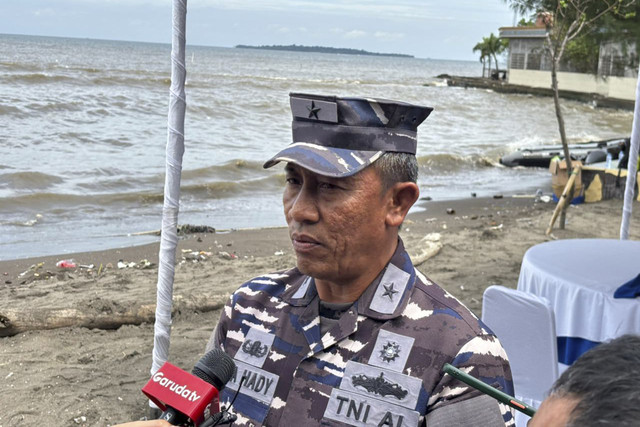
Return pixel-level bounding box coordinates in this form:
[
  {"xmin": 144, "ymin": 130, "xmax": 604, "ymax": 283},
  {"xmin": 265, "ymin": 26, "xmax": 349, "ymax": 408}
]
[
  {"xmin": 380, "ymin": 341, "xmax": 401, "ymax": 363},
  {"xmin": 241, "ymin": 339, "xmax": 269, "ymax": 358},
  {"xmin": 352, "ymin": 372, "xmax": 408, "ymax": 400},
  {"xmin": 234, "ymin": 327, "xmax": 275, "ymax": 368},
  {"xmin": 369, "ymin": 329, "xmax": 414, "ymax": 372}
]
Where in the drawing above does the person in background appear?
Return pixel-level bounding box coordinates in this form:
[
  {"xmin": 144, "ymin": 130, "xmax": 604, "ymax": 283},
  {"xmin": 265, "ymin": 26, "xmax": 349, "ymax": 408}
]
[{"xmin": 528, "ymin": 334, "xmax": 640, "ymax": 427}]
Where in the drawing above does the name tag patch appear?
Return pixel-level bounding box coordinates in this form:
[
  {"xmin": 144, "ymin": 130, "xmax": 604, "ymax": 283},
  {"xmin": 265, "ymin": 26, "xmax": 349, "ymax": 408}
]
[
  {"xmin": 323, "ymin": 388, "xmax": 420, "ymax": 426},
  {"xmin": 226, "ymin": 360, "xmax": 279, "ymax": 405},
  {"xmin": 341, "ymin": 361, "xmax": 421, "ymax": 410},
  {"xmin": 235, "ymin": 328, "xmax": 275, "ymax": 368}
]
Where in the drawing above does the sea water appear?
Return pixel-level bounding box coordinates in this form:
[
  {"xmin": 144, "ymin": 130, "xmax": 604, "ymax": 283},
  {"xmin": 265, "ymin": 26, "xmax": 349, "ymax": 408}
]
[{"xmin": 0, "ymin": 34, "xmax": 633, "ymax": 259}]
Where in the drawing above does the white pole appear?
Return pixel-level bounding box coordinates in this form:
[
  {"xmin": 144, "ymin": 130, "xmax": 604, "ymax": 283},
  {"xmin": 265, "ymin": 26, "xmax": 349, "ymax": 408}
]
[
  {"xmin": 151, "ymin": 0, "xmax": 187, "ymax": 385},
  {"xmin": 620, "ymin": 63, "xmax": 639, "ymax": 240}
]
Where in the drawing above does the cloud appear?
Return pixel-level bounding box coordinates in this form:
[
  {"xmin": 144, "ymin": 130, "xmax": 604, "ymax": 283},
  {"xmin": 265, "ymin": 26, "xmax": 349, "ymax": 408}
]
[
  {"xmin": 343, "ymin": 30, "xmax": 367, "ymax": 39},
  {"xmin": 373, "ymin": 31, "xmax": 405, "ymax": 41}
]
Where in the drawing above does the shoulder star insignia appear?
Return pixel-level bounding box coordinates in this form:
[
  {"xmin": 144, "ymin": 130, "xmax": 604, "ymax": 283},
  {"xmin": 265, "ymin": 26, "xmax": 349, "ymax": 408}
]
[
  {"xmin": 382, "ymin": 283, "xmax": 398, "ymax": 300},
  {"xmin": 307, "ymin": 101, "xmax": 321, "ymax": 119}
]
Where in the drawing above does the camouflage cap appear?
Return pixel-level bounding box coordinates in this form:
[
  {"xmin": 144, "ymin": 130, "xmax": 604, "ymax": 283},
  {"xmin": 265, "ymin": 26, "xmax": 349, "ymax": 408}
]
[{"xmin": 263, "ymin": 93, "xmax": 433, "ymax": 177}]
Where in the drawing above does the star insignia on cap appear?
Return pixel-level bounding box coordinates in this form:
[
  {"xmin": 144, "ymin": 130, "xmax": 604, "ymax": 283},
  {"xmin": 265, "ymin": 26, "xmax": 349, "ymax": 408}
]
[
  {"xmin": 307, "ymin": 101, "xmax": 321, "ymax": 119},
  {"xmin": 380, "ymin": 341, "xmax": 401, "ymax": 363},
  {"xmin": 382, "ymin": 283, "xmax": 398, "ymax": 300}
]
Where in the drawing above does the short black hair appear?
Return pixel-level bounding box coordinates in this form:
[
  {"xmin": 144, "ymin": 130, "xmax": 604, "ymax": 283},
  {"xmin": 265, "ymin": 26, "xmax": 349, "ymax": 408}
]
[{"xmin": 549, "ymin": 334, "xmax": 640, "ymax": 426}]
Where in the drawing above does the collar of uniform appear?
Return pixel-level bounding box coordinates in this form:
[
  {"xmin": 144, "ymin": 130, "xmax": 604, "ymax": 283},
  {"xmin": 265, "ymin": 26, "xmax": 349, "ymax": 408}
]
[
  {"xmin": 281, "ymin": 269, "xmax": 319, "ymax": 307},
  {"xmin": 355, "ymin": 238, "xmax": 416, "ymax": 320},
  {"xmin": 281, "ymin": 239, "xmax": 416, "ymax": 319}
]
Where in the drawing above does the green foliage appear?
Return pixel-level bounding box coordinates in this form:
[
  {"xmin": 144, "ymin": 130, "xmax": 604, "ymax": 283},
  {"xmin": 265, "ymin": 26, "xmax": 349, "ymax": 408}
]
[
  {"xmin": 563, "ymin": 35, "xmax": 599, "ymax": 73},
  {"xmin": 473, "ymin": 33, "xmax": 507, "ymax": 73}
]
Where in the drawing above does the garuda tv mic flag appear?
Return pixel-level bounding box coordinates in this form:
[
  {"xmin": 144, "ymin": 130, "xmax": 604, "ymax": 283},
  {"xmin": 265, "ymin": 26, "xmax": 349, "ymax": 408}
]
[{"xmin": 143, "ymin": 348, "xmax": 236, "ymax": 426}]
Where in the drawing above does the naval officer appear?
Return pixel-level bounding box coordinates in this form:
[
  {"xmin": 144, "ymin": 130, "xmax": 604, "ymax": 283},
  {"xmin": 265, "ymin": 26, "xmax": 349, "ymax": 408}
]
[{"xmin": 207, "ymin": 93, "xmax": 515, "ymax": 426}]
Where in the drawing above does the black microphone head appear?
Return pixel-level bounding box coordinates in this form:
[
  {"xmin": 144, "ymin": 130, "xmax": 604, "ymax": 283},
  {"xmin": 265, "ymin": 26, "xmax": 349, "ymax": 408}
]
[{"xmin": 192, "ymin": 348, "xmax": 236, "ymax": 391}]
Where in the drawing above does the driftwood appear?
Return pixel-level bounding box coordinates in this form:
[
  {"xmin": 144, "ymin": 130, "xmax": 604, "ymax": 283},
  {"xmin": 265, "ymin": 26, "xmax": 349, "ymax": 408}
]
[
  {"xmin": 0, "ymin": 294, "xmax": 229, "ymax": 338},
  {"xmin": 546, "ymin": 165, "xmax": 582, "ymax": 235}
]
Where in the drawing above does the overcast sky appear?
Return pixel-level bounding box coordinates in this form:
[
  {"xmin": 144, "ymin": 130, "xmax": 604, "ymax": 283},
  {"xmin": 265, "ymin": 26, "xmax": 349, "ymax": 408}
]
[{"xmin": 1, "ymin": 0, "xmax": 522, "ymax": 60}]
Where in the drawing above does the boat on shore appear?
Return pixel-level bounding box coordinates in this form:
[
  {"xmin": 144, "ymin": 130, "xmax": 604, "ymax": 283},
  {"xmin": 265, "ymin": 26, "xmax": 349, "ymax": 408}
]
[{"xmin": 500, "ymin": 137, "xmax": 628, "ymax": 168}]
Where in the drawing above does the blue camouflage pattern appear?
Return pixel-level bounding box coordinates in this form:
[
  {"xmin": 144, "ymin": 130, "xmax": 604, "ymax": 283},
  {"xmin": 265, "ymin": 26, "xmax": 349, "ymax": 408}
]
[
  {"xmin": 207, "ymin": 239, "xmax": 515, "ymax": 426},
  {"xmin": 263, "ymin": 93, "xmax": 433, "ymax": 178}
]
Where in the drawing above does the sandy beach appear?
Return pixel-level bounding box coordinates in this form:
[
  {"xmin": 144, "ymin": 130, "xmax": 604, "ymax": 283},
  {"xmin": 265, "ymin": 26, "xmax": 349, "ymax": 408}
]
[{"xmin": 1, "ymin": 196, "xmax": 638, "ymax": 426}]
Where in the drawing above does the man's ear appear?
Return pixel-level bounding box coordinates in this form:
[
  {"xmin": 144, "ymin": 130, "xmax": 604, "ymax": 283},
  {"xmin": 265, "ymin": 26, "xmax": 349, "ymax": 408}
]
[{"xmin": 385, "ymin": 182, "xmax": 419, "ymax": 227}]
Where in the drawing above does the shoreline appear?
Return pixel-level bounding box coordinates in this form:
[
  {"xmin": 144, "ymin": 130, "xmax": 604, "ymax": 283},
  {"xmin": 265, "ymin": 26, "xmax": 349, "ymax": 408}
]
[
  {"xmin": 436, "ymin": 74, "xmax": 635, "ymax": 110},
  {"xmin": 1, "ymin": 196, "xmax": 639, "ymax": 425},
  {"xmin": 0, "ymin": 196, "xmax": 542, "ymax": 279}
]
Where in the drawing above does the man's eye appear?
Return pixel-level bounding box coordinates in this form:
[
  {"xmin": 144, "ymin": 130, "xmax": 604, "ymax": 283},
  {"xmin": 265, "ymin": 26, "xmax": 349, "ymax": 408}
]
[
  {"xmin": 286, "ymin": 177, "xmax": 301, "ymax": 185},
  {"xmin": 318, "ymin": 182, "xmax": 338, "ymax": 190}
]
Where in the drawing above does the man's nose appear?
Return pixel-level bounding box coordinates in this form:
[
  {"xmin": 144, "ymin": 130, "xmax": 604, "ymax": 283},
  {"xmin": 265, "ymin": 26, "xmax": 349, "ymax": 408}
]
[{"xmin": 288, "ymin": 186, "xmax": 320, "ymax": 224}]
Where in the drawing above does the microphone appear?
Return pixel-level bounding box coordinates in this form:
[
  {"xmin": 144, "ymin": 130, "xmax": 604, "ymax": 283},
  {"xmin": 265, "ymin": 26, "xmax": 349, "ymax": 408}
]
[{"xmin": 142, "ymin": 348, "xmax": 236, "ymax": 426}]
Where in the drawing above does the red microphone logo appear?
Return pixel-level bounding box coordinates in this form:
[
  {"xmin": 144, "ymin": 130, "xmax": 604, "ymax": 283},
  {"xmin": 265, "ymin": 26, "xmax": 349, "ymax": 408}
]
[{"xmin": 143, "ymin": 362, "xmax": 220, "ymax": 425}]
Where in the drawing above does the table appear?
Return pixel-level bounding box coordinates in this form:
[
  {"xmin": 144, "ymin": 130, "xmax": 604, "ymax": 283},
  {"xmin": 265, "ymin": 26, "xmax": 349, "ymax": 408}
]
[{"xmin": 517, "ymin": 239, "xmax": 640, "ymax": 367}]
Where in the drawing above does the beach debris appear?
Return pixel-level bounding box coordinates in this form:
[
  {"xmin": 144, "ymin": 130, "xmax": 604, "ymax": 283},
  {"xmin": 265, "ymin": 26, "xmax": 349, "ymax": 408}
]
[
  {"xmin": 424, "ymin": 217, "xmax": 437, "ymax": 223},
  {"xmin": 446, "ymin": 208, "xmax": 455, "ymax": 215},
  {"xmin": 493, "ymin": 194, "xmax": 503, "ymax": 199},
  {"xmin": 274, "ymin": 250, "xmax": 285, "ymax": 256},
  {"xmin": 137, "ymin": 259, "xmax": 154, "ymax": 269},
  {"xmin": 184, "ymin": 251, "xmax": 213, "ymax": 262},
  {"xmin": 421, "ymin": 196, "xmax": 432, "ymax": 201},
  {"xmin": 97, "ymin": 263, "xmax": 104, "ymax": 275},
  {"xmin": 217, "ymin": 251, "xmax": 237, "ymax": 260},
  {"xmin": 178, "ymin": 224, "xmax": 216, "ymax": 235},
  {"xmin": 470, "ymin": 215, "xmax": 478, "ymax": 220},
  {"xmin": 471, "ymin": 192, "xmax": 477, "ymax": 197},
  {"xmin": 73, "ymin": 415, "xmax": 87, "ymax": 424},
  {"xmin": 117, "ymin": 260, "xmax": 137, "ymax": 269},
  {"xmin": 56, "ymin": 259, "xmax": 77, "ymax": 269},
  {"xmin": 79, "ymin": 264, "xmax": 95, "ymax": 269},
  {"xmin": 412, "ymin": 233, "xmax": 443, "ymax": 266},
  {"xmin": 490, "ymin": 223, "xmax": 504, "ymax": 230}
]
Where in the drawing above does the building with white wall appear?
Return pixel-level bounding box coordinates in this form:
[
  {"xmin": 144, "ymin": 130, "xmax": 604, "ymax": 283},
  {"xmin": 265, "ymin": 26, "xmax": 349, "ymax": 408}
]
[{"xmin": 499, "ymin": 25, "xmax": 638, "ymax": 102}]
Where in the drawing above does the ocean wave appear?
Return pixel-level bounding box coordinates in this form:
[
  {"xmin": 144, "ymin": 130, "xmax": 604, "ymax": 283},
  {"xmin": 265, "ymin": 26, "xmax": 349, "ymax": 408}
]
[
  {"xmin": 417, "ymin": 153, "xmax": 498, "ymax": 173},
  {"xmin": 0, "ymin": 173, "xmax": 284, "ymax": 212},
  {"xmin": 181, "ymin": 159, "xmax": 267, "ymax": 181},
  {"xmin": 0, "ymin": 171, "xmax": 64, "ymax": 190},
  {"xmin": 3, "ymin": 72, "xmax": 75, "ymax": 84}
]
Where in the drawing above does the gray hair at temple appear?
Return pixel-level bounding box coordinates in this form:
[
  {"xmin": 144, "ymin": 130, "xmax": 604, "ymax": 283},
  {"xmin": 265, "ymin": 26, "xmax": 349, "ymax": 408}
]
[
  {"xmin": 549, "ymin": 334, "xmax": 640, "ymax": 426},
  {"xmin": 371, "ymin": 152, "xmax": 419, "ymax": 191}
]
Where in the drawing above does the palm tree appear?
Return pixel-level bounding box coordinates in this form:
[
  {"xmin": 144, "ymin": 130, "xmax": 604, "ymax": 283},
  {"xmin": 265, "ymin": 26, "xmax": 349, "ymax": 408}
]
[
  {"xmin": 473, "ymin": 40, "xmax": 491, "ymax": 77},
  {"xmin": 485, "ymin": 33, "xmax": 506, "ymax": 75},
  {"xmin": 474, "ymin": 33, "xmax": 506, "ymax": 78}
]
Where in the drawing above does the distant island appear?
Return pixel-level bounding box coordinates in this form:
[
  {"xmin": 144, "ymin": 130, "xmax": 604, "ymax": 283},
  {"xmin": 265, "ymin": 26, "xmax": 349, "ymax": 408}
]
[{"xmin": 235, "ymin": 44, "xmax": 414, "ymax": 58}]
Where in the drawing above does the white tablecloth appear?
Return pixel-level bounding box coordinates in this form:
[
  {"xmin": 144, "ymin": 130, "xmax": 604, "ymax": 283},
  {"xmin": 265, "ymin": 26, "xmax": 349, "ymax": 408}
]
[{"xmin": 517, "ymin": 239, "xmax": 640, "ymax": 365}]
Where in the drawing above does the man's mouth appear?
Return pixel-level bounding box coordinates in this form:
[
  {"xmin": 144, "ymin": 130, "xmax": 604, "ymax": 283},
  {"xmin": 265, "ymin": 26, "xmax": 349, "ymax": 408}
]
[{"xmin": 291, "ymin": 233, "xmax": 321, "ymax": 252}]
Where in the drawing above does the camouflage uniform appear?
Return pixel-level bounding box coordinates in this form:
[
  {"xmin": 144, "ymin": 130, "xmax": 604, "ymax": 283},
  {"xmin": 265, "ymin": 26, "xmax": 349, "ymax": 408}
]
[{"xmin": 207, "ymin": 239, "xmax": 515, "ymax": 426}]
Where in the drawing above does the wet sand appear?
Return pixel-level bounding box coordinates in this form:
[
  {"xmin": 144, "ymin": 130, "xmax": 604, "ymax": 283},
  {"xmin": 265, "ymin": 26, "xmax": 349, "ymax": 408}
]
[{"xmin": 1, "ymin": 197, "xmax": 638, "ymax": 426}]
